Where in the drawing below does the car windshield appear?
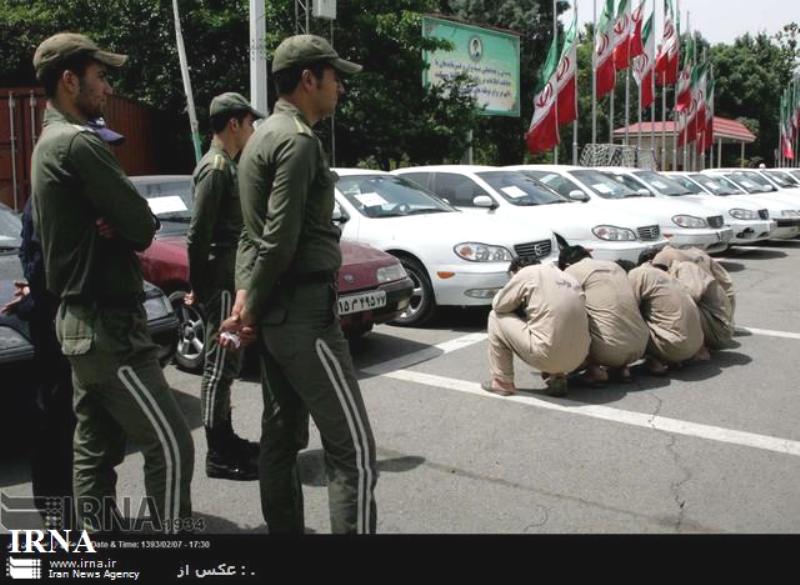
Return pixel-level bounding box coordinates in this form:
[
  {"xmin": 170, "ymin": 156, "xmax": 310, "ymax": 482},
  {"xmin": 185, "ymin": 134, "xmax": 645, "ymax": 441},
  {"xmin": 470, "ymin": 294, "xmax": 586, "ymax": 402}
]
[
  {"xmin": 0, "ymin": 206, "xmax": 22, "ymax": 251},
  {"xmin": 476, "ymin": 171, "xmax": 569, "ymax": 206},
  {"xmin": 570, "ymin": 169, "xmax": 641, "ymax": 198},
  {"xmin": 689, "ymin": 174, "xmax": 743, "ymax": 196},
  {"xmin": 132, "ymin": 178, "xmax": 193, "ymax": 235},
  {"xmin": 790, "ymin": 170, "xmax": 800, "ymax": 182},
  {"xmin": 728, "ymin": 171, "xmax": 777, "ymax": 192},
  {"xmin": 633, "ymin": 171, "xmax": 692, "ymax": 196},
  {"xmin": 668, "ymin": 175, "xmax": 705, "ymax": 194},
  {"xmin": 762, "ymin": 170, "xmax": 799, "ymax": 188},
  {"xmin": 337, "ymin": 174, "xmax": 455, "ymax": 218}
]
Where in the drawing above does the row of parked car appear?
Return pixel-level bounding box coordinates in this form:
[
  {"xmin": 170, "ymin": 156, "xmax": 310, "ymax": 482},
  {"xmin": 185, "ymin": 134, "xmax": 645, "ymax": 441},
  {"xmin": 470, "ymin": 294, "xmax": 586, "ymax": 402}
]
[{"xmin": 2, "ymin": 165, "xmax": 799, "ymax": 378}]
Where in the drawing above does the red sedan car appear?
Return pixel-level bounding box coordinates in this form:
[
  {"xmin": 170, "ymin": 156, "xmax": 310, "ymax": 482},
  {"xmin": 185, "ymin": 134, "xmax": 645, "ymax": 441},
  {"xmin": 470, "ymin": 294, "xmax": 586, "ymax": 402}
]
[{"xmin": 132, "ymin": 176, "xmax": 414, "ymax": 371}]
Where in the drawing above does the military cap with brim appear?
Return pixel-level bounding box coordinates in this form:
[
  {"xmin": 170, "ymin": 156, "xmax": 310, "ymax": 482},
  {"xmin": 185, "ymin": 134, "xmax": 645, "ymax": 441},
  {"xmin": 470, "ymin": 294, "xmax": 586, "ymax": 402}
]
[
  {"xmin": 209, "ymin": 92, "xmax": 266, "ymax": 120},
  {"xmin": 34, "ymin": 32, "xmax": 127, "ymax": 80},
  {"xmin": 272, "ymin": 34, "xmax": 362, "ymax": 75}
]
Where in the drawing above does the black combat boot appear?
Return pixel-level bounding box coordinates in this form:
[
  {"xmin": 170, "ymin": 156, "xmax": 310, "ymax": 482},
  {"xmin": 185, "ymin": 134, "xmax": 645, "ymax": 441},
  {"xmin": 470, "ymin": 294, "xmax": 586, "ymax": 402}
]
[{"xmin": 205, "ymin": 423, "xmax": 258, "ymax": 481}]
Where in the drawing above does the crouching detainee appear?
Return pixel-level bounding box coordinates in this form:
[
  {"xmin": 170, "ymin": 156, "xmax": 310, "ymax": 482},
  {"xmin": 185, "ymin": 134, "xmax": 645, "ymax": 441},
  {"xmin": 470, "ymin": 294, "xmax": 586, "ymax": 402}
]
[
  {"xmin": 485, "ymin": 256, "xmax": 590, "ymax": 398},
  {"xmin": 558, "ymin": 246, "xmax": 649, "ymax": 384},
  {"xmin": 619, "ymin": 257, "xmax": 705, "ymax": 375}
]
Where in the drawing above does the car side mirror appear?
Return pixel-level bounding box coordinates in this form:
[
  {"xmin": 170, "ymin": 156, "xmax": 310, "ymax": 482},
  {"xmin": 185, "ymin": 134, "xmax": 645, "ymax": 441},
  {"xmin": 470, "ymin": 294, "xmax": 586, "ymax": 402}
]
[
  {"xmin": 473, "ymin": 195, "xmax": 497, "ymax": 209},
  {"xmin": 568, "ymin": 190, "xmax": 589, "ymax": 202},
  {"xmin": 637, "ymin": 188, "xmax": 652, "ymax": 197}
]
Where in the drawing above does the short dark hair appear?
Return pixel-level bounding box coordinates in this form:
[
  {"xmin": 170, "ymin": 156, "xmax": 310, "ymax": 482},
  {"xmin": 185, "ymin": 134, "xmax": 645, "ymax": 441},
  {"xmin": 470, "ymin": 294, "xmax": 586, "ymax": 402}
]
[
  {"xmin": 508, "ymin": 255, "xmax": 541, "ymax": 274},
  {"xmin": 637, "ymin": 248, "xmax": 659, "ymax": 266},
  {"xmin": 210, "ymin": 110, "xmax": 251, "ymax": 134},
  {"xmin": 616, "ymin": 259, "xmax": 636, "ymax": 273},
  {"xmin": 41, "ymin": 51, "xmax": 97, "ymax": 98},
  {"xmin": 273, "ymin": 61, "xmax": 328, "ymax": 96},
  {"xmin": 558, "ymin": 245, "xmax": 592, "ymax": 271}
]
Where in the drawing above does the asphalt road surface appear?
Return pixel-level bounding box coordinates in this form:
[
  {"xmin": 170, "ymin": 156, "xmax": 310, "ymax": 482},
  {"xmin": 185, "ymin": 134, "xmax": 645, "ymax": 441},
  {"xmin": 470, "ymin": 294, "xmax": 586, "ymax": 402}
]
[{"xmin": 3, "ymin": 240, "xmax": 800, "ymax": 534}]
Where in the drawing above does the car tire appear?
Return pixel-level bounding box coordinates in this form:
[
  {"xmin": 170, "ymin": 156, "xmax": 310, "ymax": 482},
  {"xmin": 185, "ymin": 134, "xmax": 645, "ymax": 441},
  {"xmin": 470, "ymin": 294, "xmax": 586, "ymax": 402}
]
[
  {"xmin": 391, "ymin": 256, "xmax": 436, "ymax": 327},
  {"xmin": 169, "ymin": 290, "xmax": 206, "ymax": 373}
]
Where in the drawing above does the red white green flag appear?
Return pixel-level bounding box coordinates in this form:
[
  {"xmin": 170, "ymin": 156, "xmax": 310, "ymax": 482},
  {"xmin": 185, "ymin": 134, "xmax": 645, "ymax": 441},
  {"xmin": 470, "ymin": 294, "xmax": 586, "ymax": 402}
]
[
  {"xmin": 632, "ymin": 11, "xmax": 655, "ymax": 109},
  {"xmin": 692, "ymin": 62, "xmax": 708, "ymax": 142},
  {"xmin": 677, "ymin": 96, "xmax": 696, "ymax": 147},
  {"xmin": 782, "ymin": 90, "xmax": 795, "ymax": 160},
  {"xmin": 613, "ymin": 0, "xmax": 633, "ymax": 70},
  {"xmin": 675, "ymin": 33, "xmax": 695, "ymax": 112},
  {"xmin": 595, "ymin": 0, "xmax": 617, "ymax": 99},
  {"xmin": 698, "ymin": 77, "xmax": 715, "ymax": 153},
  {"xmin": 656, "ymin": 0, "xmax": 679, "ymax": 86},
  {"xmin": 628, "ymin": 0, "xmax": 647, "ymax": 59},
  {"xmin": 557, "ymin": 11, "xmax": 578, "ymax": 126},
  {"xmin": 526, "ymin": 32, "xmax": 560, "ymax": 154}
]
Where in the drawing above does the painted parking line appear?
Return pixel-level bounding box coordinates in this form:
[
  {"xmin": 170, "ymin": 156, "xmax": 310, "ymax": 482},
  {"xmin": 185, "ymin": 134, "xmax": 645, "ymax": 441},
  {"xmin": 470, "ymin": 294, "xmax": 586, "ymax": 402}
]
[
  {"xmin": 361, "ymin": 332, "xmax": 488, "ymax": 376},
  {"xmin": 737, "ymin": 327, "xmax": 800, "ymax": 341},
  {"xmin": 382, "ymin": 369, "xmax": 800, "ymax": 458}
]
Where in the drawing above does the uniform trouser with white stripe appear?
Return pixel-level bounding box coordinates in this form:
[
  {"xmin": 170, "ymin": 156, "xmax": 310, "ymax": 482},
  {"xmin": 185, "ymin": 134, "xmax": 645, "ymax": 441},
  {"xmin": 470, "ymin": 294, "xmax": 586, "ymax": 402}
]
[
  {"xmin": 62, "ymin": 304, "xmax": 194, "ymax": 533},
  {"xmin": 200, "ymin": 288, "xmax": 242, "ymax": 429},
  {"xmin": 257, "ymin": 282, "xmax": 377, "ymax": 534}
]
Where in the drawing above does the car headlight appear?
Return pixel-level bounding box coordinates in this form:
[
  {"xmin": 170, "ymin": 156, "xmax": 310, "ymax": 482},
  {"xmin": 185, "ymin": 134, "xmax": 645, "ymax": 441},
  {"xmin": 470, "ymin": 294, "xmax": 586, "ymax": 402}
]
[
  {"xmin": 454, "ymin": 242, "xmax": 514, "ymax": 263},
  {"xmin": 729, "ymin": 208, "xmax": 758, "ymax": 220},
  {"xmin": 143, "ymin": 293, "xmax": 174, "ymax": 320},
  {"xmin": 781, "ymin": 210, "xmax": 800, "ymax": 217},
  {"xmin": 0, "ymin": 325, "xmax": 30, "ymax": 352},
  {"xmin": 592, "ymin": 225, "xmax": 637, "ymax": 241},
  {"xmin": 671, "ymin": 215, "xmax": 708, "ymax": 228},
  {"xmin": 376, "ymin": 264, "xmax": 407, "ymax": 283}
]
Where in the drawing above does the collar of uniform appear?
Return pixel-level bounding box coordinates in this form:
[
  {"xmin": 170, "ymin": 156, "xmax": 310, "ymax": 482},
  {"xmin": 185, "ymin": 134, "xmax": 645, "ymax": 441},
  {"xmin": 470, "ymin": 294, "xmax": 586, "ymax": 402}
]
[
  {"xmin": 43, "ymin": 105, "xmax": 86, "ymax": 128},
  {"xmin": 273, "ymin": 98, "xmax": 313, "ymax": 128}
]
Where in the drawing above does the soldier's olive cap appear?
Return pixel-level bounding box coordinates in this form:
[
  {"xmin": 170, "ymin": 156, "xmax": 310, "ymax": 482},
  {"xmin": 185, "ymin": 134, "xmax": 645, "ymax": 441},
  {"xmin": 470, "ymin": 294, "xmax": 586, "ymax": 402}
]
[
  {"xmin": 209, "ymin": 92, "xmax": 265, "ymax": 120},
  {"xmin": 272, "ymin": 34, "xmax": 362, "ymax": 75},
  {"xmin": 33, "ymin": 33, "xmax": 127, "ymax": 80}
]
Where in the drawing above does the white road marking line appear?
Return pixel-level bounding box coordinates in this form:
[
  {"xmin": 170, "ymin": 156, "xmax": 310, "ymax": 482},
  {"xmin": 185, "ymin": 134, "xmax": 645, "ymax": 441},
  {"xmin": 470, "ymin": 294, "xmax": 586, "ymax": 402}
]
[
  {"xmin": 383, "ymin": 370, "xmax": 800, "ymax": 458},
  {"xmin": 362, "ymin": 332, "xmax": 488, "ymax": 376},
  {"xmin": 737, "ymin": 327, "xmax": 800, "ymax": 341}
]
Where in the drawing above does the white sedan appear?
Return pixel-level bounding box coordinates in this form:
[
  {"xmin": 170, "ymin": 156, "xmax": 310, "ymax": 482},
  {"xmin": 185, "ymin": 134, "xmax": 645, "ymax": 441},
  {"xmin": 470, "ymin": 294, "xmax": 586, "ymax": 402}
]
[
  {"xmin": 392, "ymin": 165, "xmax": 668, "ymax": 263},
  {"xmin": 333, "ymin": 168, "xmax": 559, "ymax": 326},
  {"xmin": 594, "ymin": 167, "xmax": 774, "ymax": 245},
  {"xmin": 509, "ymin": 165, "xmax": 733, "ymax": 253}
]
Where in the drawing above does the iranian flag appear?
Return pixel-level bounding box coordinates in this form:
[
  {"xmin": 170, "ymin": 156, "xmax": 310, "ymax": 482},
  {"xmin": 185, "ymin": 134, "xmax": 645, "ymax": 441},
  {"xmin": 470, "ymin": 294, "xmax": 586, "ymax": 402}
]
[
  {"xmin": 632, "ymin": 11, "xmax": 656, "ymax": 109},
  {"xmin": 675, "ymin": 34, "xmax": 695, "ymax": 112},
  {"xmin": 700, "ymin": 77, "xmax": 715, "ymax": 152},
  {"xmin": 782, "ymin": 91, "xmax": 795, "ymax": 160},
  {"xmin": 677, "ymin": 97, "xmax": 696, "ymax": 147},
  {"xmin": 656, "ymin": 0, "xmax": 679, "ymax": 86},
  {"xmin": 613, "ymin": 0, "xmax": 632, "ymax": 70},
  {"xmin": 557, "ymin": 12, "xmax": 578, "ymax": 126},
  {"xmin": 628, "ymin": 0, "xmax": 647, "ymax": 59},
  {"xmin": 526, "ymin": 33, "xmax": 560, "ymax": 154},
  {"xmin": 692, "ymin": 62, "xmax": 709, "ymax": 143},
  {"xmin": 595, "ymin": 0, "xmax": 617, "ymax": 99}
]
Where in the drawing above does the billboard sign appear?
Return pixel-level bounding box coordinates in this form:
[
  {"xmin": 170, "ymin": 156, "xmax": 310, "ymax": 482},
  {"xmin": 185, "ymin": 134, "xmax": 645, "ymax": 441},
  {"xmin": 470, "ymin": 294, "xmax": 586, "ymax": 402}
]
[{"xmin": 422, "ymin": 16, "xmax": 521, "ymax": 117}]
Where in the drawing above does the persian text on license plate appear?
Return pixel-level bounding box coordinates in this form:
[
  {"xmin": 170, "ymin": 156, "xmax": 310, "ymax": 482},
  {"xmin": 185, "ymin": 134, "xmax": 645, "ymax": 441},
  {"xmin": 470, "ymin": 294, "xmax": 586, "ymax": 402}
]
[{"xmin": 338, "ymin": 291, "xmax": 387, "ymax": 316}]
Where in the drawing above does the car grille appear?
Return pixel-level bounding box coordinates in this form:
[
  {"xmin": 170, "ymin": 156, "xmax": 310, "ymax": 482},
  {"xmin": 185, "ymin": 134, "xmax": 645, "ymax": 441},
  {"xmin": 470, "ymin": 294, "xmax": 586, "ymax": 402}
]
[
  {"xmin": 637, "ymin": 225, "xmax": 661, "ymax": 241},
  {"xmin": 707, "ymin": 215, "xmax": 724, "ymax": 228},
  {"xmin": 514, "ymin": 239, "xmax": 552, "ymax": 259},
  {"xmin": 758, "ymin": 209, "xmax": 769, "ymax": 220}
]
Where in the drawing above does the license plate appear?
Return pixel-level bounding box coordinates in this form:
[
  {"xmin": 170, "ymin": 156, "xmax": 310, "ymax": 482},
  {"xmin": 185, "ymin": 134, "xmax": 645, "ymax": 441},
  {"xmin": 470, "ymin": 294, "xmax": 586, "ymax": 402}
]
[{"xmin": 338, "ymin": 291, "xmax": 387, "ymax": 316}]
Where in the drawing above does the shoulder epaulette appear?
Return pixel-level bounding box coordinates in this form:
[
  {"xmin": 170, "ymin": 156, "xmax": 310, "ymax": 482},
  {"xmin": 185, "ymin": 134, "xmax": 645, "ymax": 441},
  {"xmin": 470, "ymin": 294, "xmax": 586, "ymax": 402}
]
[
  {"xmin": 211, "ymin": 154, "xmax": 227, "ymax": 171},
  {"xmin": 70, "ymin": 124, "xmax": 95, "ymax": 134},
  {"xmin": 293, "ymin": 117, "xmax": 313, "ymax": 137}
]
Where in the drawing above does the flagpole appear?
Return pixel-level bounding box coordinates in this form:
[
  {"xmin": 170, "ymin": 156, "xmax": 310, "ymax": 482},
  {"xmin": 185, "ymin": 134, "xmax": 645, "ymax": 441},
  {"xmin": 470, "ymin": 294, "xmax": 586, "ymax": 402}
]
[
  {"xmin": 592, "ymin": 0, "xmax": 598, "ymax": 146},
  {"xmin": 172, "ymin": 0, "xmax": 202, "ymax": 163},
  {"xmin": 624, "ymin": 1, "xmax": 632, "ymax": 147},
  {"xmin": 573, "ymin": 0, "xmax": 580, "ymax": 165},
  {"xmin": 610, "ymin": 80, "xmax": 615, "ymax": 144},
  {"xmin": 553, "ymin": 0, "xmax": 559, "ymax": 164},
  {"xmin": 661, "ymin": 68, "xmax": 667, "ymax": 170},
  {"xmin": 672, "ymin": 1, "xmax": 681, "ymax": 171},
  {"xmin": 637, "ymin": 66, "xmax": 643, "ymax": 161}
]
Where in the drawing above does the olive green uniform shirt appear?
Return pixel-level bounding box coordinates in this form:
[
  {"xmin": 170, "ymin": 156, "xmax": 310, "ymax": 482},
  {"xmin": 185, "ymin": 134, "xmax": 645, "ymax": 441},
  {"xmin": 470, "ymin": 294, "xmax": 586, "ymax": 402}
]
[
  {"xmin": 31, "ymin": 107, "xmax": 156, "ymax": 304},
  {"xmin": 187, "ymin": 140, "xmax": 242, "ymax": 298},
  {"xmin": 235, "ymin": 98, "xmax": 341, "ymax": 322}
]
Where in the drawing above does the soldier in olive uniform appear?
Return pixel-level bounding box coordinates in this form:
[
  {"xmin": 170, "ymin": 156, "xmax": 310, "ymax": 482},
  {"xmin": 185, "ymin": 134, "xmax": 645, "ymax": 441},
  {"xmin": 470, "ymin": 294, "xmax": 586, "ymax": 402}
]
[
  {"xmin": 186, "ymin": 93, "xmax": 263, "ymax": 481},
  {"xmin": 30, "ymin": 33, "xmax": 193, "ymax": 533},
  {"xmin": 222, "ymin": 35, "xmax": 377, "ymax": 534}
]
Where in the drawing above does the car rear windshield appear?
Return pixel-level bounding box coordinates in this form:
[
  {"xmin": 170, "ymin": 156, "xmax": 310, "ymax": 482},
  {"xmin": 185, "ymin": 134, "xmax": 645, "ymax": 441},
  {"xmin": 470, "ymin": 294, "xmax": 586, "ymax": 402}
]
[
  {"xmin": 689, "ymin": 174, "xmax": 743, "ymax": 196},
  {"xmin": 668, "ymin": 175, "xmax": 705, "ymax": 194},
  {"xmin": 762, "ymin": 170, "xmax": 799, "ymax": 188},
  {"xmin": 132, "ymin": 179, "xmax": 193, "ymax": 223},
  {"xmin": 569, "ymin": 169, "xmax": 640, "ymax": 198},
  {"xmin": 337, "ymin": 174, "xmax": 455, "ymax": 218},
  {"xmin": 476, "ymin": 171, "xmax": 569, "ymax": 206},
  {"xmin": 0, "ymin": 206, "xmax": 22, "ymax": 251},
  {"xmin": 633, "ymin": 171, "xmax": 692, "ymax": 196}
]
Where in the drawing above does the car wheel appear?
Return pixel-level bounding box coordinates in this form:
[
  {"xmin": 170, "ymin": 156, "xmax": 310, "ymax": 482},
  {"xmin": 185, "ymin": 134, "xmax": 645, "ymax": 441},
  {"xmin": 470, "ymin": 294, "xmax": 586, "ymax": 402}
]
[
  {"xmin": 169, "ymin": 290, "xmax": 206, "ymax": 373},
  {"xmin": 391, "ymin": 257, "xmax": 436, "ymax": 326}
]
